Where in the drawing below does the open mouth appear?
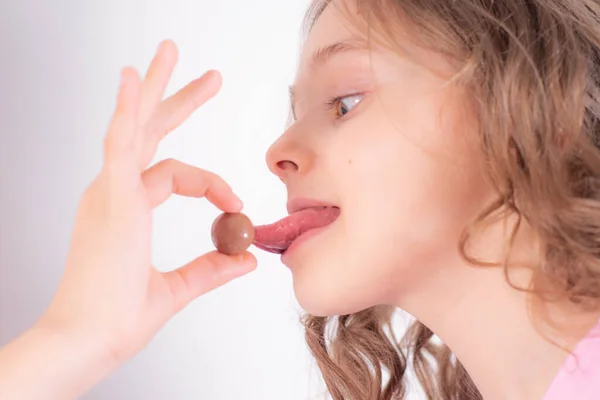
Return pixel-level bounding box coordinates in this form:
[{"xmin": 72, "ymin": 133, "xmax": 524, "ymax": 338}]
[{"xmin": 253, "ymin": 206, "xmax": 341, "ymax": 254}]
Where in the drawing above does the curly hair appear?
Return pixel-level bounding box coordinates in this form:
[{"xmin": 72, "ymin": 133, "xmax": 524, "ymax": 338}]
[{"xmin": 300, "ymin": 1, "xmax": 600, "ymax": 399}]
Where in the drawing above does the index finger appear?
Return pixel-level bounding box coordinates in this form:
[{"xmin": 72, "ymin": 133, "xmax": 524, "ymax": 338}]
[{"xmin": 141, "ymin": 158, "xmax": 243, "ymax": 211}]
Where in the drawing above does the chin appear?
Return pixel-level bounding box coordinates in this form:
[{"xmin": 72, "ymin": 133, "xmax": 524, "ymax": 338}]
[
  {"xmin": 292, "ymin": 280, "xmax": 341, "ymax": 317},
  {"xmin": 289, "ymin": 255, "xmax": 380, "ymax": 317},
  {"xmin": 282, "ymin": 225, "xmax": 351, "ymax": 316},
  {"xmin": 293, "ymin": 279, "xmax": 380, "ymax": 317},
  {"xmin": 281, "ymin": 219, "xmax": 392, "ymax": 317}
]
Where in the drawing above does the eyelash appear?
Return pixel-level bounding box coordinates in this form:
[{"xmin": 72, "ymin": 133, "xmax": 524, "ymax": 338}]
[{"xmin": 325, "ymin": 93, "xmax": 364, "ymax": 120}]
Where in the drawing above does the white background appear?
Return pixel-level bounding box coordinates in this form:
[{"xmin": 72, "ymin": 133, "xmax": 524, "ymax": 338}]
[{"xmin": 0, "ymin": 0, "xmax": 420, "ymax": 398}]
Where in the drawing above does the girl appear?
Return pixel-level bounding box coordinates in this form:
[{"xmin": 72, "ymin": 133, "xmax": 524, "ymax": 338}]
[{"xmin": 2, "ymin": 0, "xmax": 600, "ymax": 398}]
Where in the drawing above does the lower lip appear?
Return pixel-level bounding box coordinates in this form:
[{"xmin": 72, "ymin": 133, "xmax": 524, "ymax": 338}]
[{"xmin": 281, "ymin": 223, "xmax": 333, "ymax": 263}]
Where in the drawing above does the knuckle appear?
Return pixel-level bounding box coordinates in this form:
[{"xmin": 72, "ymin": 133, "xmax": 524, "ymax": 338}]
[
  {"xmin": 145, "ymin": 118, "xmax": 165, "ymax": 139},
  {"xmin": 205, "ymin": 170, "xmax": 219, "ymax": 181},
  {"xmin": 187, "ymin": 89, "xmax": 206, "ymax": 112},
  {"xmin": 211, "ymin": 172, "xmax": 230, "ymax": 189},
  {"xmin": 167, "ymin": 272, "xmax": 188, "ymax": 312},
  {"xmin": 204, "ymin": 172, "xmax": 224, "ymax": 190},
  {"xmin": 103, "ymin": 135, "xmax": 132, "ymax": 159},
  {"xmin": 205, "ymin": 254, "xmax": 222, "ymax": 285},
  {"xmin": 160, "ymin": 157, "xmax": 179, "ymax": 170},
  {"xmin": 103, "ymin": 136, "xmax": 120, "ymax": 158},
  {"xmin": 190, "ymin": 95, "xmax": 203, "ymax": 110}
]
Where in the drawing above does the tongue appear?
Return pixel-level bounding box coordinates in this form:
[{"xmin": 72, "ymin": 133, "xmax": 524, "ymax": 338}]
[{"xmin": 253, "ymin": 207, "xmax": 340, "ymax": 254}]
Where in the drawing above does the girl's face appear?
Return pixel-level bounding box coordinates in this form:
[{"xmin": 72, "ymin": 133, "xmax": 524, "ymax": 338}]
[{"xmin": 266, "ymin": 0, "xmax": 493, "ymax": 316}]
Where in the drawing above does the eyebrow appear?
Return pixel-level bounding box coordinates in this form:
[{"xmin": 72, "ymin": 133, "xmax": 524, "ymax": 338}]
[{"xmin": 288, "ymin": 39, "xmax": 370, "ymax": 121}]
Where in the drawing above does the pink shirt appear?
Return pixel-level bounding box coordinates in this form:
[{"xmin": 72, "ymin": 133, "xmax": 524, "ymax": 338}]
[{"xmin": 542, "ymin": 320, "xmax": 600, "ymax": 399}]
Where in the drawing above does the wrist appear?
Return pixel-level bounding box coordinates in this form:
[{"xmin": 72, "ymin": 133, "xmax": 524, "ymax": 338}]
[
  {"xmin": 0, "ymin": 318, "xmax": 120, "ymax": 399},
  {"xmin": 33, "ymin": 316, "xmax": 121, "ymax": 369},
  {"xmin": 32, "ymin": 313, "xmax": 123, "ymax": 376}
]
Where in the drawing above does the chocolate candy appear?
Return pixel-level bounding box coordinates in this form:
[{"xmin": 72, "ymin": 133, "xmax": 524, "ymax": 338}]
[{"xmin": 211, "ymin": 212, "xmax": 255, "ymax": 255}]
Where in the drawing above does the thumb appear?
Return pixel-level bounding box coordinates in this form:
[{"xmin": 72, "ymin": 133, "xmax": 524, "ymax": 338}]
[{"xmin": 163, "ymin": 250, "xmax": 257, "ymax": 311}]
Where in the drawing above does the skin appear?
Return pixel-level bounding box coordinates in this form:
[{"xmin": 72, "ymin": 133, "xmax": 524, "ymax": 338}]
[
  {"xmin": 266, "ymin": 1, "xmax": 600, "ymax": 399},
  {"xmin": 0, "ymin": 40, "xmax": 257, "ymax": 399},
  {"xmin": 1, "ymin": 2, "xmax": 599, "ymax": 399},
  {"xmin": 267, "ymin": 1, "xmax": 491, "ymax": 317}
]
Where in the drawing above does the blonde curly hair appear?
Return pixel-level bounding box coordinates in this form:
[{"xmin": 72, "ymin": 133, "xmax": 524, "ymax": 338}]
[{"xmin": 300, "ymin": 1, "xmax": 600, "ymax": 398}]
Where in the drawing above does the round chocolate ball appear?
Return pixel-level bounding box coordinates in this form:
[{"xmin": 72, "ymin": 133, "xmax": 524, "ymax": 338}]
[{"xmin": 211, "ymin": 212, "xmax": 255, "ymax": 255}]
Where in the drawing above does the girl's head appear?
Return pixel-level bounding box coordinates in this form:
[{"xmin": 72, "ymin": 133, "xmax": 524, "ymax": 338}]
[
  {"xmin": 266, "ymin": 0, "xmax": 600, "ymax": 398},
  {"xmin": 267, "ymin": 0, "xmax": 492, "ymax": 318}
]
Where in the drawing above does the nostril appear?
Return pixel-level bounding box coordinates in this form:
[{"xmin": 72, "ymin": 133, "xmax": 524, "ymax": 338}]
[{"xmin": 277, "ymin": 160, "xmax": 298, "ymax": 172}]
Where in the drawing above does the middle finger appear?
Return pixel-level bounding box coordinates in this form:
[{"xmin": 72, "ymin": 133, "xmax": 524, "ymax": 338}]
[
  {"xmin": 148, "ymin": 70, "xmax": 222, "ymax": 143},
  {"xmin": 139, "ymin": 40, "xmax": 179, "ymax": 128}
]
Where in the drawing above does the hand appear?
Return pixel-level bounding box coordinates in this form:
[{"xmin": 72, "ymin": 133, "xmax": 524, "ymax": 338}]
[{"xmin": 38, "ymin": 39, "xmax": 257, "ymax": 366}]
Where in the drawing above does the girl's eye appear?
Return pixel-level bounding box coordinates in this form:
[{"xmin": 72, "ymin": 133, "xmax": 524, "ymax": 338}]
[{"xmin": 326, "ymin": 93, "xmax": 364, "ymax": 119}]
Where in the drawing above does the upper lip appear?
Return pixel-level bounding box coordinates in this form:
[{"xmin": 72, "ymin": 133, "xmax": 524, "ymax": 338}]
[{"xmin": 286, "ymin": 197, "xmax": 339, "ymax": 215}]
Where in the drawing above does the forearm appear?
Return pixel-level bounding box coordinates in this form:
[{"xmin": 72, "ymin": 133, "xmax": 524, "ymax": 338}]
[{"xmin": 0, "ymin": 324, "xmax": 117, "ymax": 399}]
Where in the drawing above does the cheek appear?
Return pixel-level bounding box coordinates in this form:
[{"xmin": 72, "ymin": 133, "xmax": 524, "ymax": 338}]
[
  {"xmin": 289, "ymin": 86, "xmax": 492, "ymax": 315},
  {"xmin": 330, "ymin": 93, "xmax": 491, "ymax": 290}
]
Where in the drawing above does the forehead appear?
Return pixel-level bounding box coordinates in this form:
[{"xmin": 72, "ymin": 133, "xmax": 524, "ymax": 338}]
[
  {"xmin": 298, "ymin": 1, "xmax": 367, "ymax": 70},
  {"xmin": 296, "ymin": 1, "xmax": 462, "ymax": 85}
]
